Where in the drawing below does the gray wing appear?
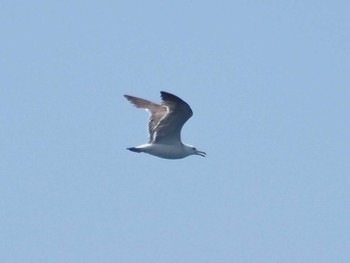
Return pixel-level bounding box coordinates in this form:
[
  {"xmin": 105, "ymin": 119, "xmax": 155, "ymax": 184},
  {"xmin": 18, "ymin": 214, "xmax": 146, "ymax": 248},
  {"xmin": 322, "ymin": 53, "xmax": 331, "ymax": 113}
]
[
  {"xmin": 152, "ymin": 91, "xmax": 193, "ymax": 144},
  {"xmin": 124, "ymin": 95, "xmax": 167, "ymax": 142}
]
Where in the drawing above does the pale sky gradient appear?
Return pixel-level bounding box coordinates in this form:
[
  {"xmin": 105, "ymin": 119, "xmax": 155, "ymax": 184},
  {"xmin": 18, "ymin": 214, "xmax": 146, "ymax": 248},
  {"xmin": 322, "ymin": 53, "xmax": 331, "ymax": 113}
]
[{"xmin": 1, "ymin": 1, "xmax": 350, "ymax": 262}]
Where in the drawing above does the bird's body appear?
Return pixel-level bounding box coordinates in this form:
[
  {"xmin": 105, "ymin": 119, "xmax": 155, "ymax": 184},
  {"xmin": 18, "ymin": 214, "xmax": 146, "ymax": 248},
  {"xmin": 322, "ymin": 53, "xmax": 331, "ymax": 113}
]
[
  {"xmin": 128, "ymin": 143, "xmax": 196, "ymax": 159},
  {"xmin": 124, "ymin": 91, "xmax": 206, "ymax": 159}
]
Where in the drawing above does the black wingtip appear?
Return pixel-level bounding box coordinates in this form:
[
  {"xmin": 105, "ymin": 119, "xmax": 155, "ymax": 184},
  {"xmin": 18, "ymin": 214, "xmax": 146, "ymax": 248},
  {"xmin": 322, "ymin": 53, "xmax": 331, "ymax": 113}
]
[{"xmin": 160, "ymin": 91, "xmax": 186, "ymax": 103}]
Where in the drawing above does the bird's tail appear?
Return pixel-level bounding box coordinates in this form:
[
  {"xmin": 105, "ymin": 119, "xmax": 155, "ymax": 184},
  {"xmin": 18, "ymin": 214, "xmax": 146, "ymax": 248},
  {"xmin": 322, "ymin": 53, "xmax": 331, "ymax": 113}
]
[{"xmin": 127, "ymin": 147, "xmax": 142, "ymax": 153}]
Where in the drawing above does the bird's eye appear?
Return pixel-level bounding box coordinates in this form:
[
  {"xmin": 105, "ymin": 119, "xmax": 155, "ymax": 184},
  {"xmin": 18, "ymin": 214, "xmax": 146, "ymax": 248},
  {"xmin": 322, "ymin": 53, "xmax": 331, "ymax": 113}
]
[{"xmin": 192, "ymin": 147, "xmax": 196, "ymax": 150}]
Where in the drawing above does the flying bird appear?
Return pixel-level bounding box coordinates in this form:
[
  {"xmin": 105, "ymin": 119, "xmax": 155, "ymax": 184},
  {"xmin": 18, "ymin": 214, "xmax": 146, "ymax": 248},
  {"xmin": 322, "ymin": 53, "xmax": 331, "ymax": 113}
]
[{"xmin": 124, "ymin": 91, "xmax": 206, "ymax": 159}]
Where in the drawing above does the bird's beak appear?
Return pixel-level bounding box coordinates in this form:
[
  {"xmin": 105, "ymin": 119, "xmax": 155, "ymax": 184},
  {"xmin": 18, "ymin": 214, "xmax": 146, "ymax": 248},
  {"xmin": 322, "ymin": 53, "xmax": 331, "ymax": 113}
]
[{"xmin": 196, "ymin": 150, "xmax": 206, "ymax": 157}]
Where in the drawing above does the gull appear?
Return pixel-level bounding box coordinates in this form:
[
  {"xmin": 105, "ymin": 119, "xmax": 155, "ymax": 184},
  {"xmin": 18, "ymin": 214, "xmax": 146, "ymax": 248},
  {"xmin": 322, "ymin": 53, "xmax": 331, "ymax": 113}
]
[{"xmin": 124, "ymin": 91, "xmax": 206, "ymax": 159}]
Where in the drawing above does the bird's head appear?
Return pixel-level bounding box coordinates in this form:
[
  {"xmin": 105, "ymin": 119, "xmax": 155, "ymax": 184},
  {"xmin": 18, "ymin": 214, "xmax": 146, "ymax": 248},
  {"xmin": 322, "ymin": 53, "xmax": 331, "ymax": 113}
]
[{"xmin": 184, "ymin": 144, "xmax": 206, "ymax": 157}]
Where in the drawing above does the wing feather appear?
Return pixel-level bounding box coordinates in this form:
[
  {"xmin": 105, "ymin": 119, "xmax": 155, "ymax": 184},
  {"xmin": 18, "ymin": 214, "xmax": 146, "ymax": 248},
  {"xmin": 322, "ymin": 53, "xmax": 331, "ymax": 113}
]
[
  {"xmin": 152, "ymin": 91, "xmax": 193, "ymax": 144},
  {"xmin": 124, "ymin": 95, "xmax": 167, "ymax": 142},
  {"xmin": 124, "ymin": 92, "xmax": 193, "ymax": 145}
]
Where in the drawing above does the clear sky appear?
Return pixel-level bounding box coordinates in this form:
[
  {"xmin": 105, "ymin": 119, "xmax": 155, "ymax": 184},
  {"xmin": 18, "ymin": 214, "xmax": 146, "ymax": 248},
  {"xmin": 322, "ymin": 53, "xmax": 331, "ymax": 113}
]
[{"xmin": 1, "ymin": 1, "xmax": 349, "ymax": 262}]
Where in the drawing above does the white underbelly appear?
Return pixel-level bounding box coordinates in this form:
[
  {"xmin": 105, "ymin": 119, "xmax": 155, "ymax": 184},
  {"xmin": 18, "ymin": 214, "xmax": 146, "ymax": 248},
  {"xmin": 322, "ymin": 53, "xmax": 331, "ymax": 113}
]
[{"xmin": 140, "ymin": 143, "xmax": 188, "ymax": 159}]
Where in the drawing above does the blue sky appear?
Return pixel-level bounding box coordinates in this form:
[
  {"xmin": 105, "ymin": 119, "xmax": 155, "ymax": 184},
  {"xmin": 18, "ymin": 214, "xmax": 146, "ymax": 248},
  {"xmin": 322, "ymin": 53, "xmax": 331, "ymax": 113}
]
[{"xmin": 1, "ymin": 1, "xmax": 349, "ymax": 262}]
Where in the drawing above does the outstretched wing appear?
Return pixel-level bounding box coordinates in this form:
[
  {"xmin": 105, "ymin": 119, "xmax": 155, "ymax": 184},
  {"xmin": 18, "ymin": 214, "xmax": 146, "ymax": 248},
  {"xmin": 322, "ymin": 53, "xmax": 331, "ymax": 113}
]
[
  {"xmin": 152, "ymin": 91, "xmax": 193, "ymax": 144},
  {"xmin": 124, "ymin": 95, "xmax": 167, "ymax": 142}
]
